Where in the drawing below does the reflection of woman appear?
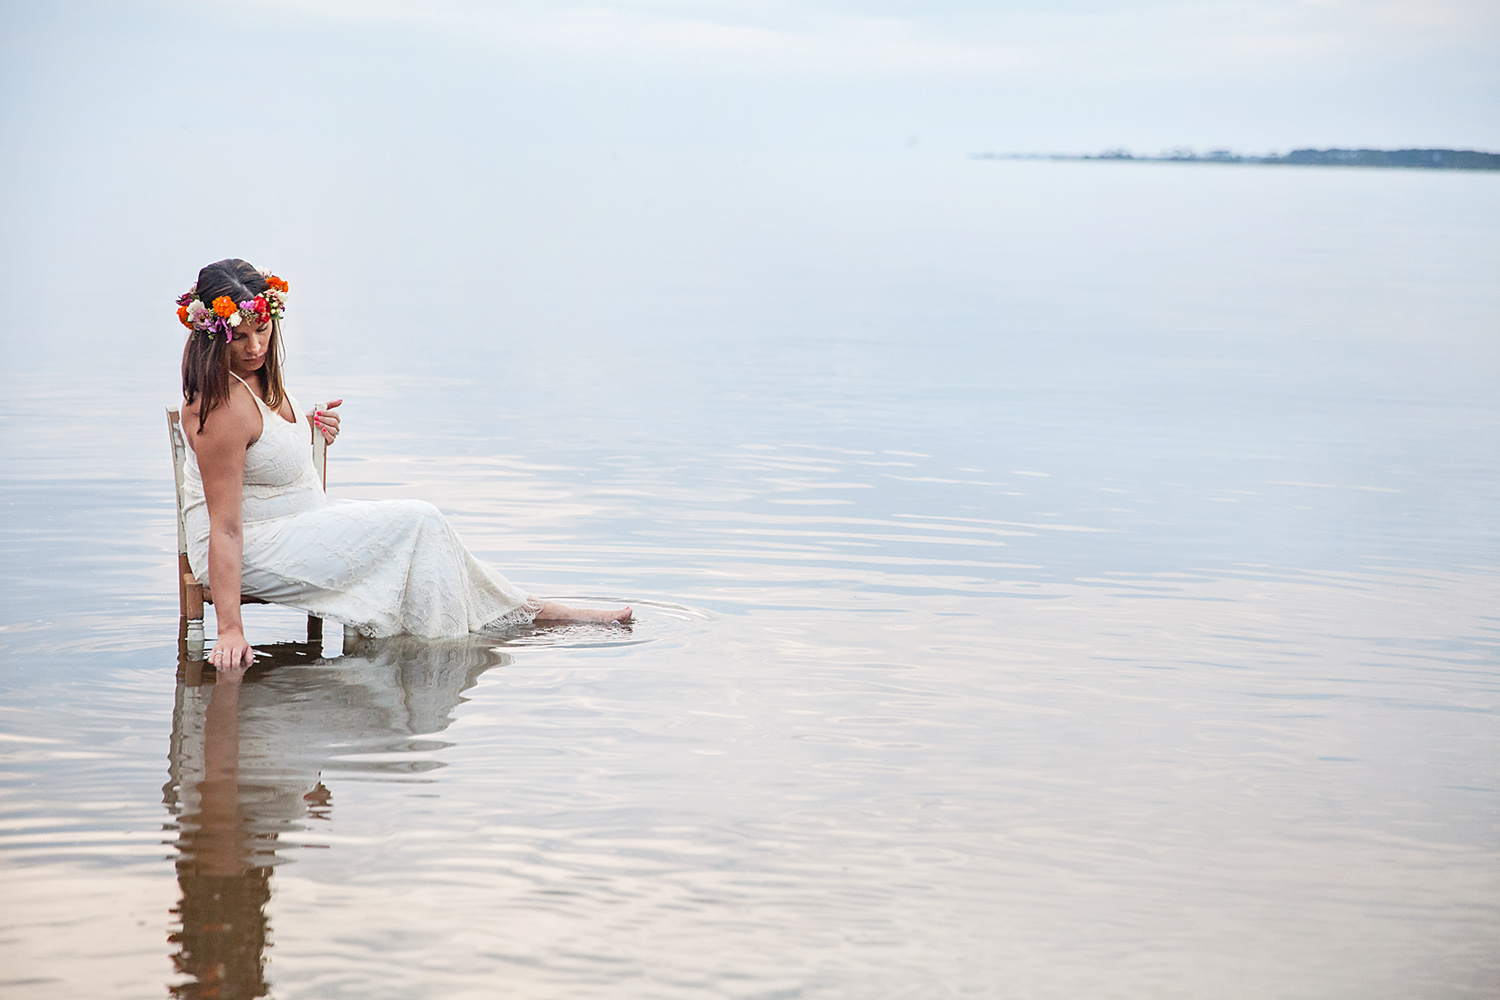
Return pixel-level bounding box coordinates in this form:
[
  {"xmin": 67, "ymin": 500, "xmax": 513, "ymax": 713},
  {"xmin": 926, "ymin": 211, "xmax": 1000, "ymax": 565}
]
[
  {"xmin": 166, "ymin": 636, "xmax": 509, "ymax": 998},
  {"xmin": 177, "ymin": 258, "xmax": 631, "ymax": 669},
  {"xmin": 168, "ymin": 672, "xmax": 273, "ymax": 1000}
]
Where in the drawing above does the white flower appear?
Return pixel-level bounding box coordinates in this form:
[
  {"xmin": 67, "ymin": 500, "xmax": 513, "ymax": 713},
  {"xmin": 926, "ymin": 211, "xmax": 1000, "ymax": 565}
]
[
  {"xmin": 228, "ymin": 313, "xmax": 241, "ymax": 327},
  {"xmin": 186, "ymin": 300, "xmax": 205, "ymax": 317}
]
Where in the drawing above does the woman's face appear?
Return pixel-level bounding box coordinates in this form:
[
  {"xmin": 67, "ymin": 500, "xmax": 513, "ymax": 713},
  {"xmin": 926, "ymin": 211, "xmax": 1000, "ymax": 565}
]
[{"xmin": 228, "ymin": 317, "xmax": 273, "ymax": 375}]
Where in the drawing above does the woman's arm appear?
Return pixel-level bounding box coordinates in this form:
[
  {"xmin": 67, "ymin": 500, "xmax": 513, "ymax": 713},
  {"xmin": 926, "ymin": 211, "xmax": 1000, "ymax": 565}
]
[{"xmin": 187, "ymin": 386, "xmax": 261, "ymax": 670}]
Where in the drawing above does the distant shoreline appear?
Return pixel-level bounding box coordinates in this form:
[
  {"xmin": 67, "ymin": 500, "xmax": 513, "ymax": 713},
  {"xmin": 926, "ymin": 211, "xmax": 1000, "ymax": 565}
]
[{"xmin": 973, "ymin": 148, "xmax": 1500, "ymax": 171}]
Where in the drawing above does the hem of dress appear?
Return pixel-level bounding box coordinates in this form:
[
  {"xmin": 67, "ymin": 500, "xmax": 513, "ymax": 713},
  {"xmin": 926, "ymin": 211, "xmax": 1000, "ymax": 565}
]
[{"xmin": 482, "ymin": 598, "xmax": 543, "ymax": 631}]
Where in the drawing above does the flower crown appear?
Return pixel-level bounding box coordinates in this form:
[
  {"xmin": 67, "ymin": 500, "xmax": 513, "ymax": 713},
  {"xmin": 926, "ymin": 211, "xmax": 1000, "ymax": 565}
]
[{"xmin": 175, "ymin": 271, "xmax": 289, "ymax": 341}]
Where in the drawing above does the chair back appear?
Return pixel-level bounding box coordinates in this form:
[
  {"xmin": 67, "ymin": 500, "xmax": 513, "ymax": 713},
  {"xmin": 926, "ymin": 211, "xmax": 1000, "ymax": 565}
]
[
  {"xmin": 166, "ymin": 409, "xmax": 190, "ymax": 557},
  {"xmin": 312, "ymin": 417, "xmax": 327, "ymax": 490}
]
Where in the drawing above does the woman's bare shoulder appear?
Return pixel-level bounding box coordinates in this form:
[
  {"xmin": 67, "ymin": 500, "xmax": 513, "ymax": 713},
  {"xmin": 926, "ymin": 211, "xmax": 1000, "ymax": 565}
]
[{"xmin": 185, "ymin": 380, "xmax": 262, "ymax": 455}]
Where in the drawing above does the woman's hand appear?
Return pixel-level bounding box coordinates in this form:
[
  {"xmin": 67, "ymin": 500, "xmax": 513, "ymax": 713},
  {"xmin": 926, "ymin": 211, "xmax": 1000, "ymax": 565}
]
[
  {"xmin": 209, "ymin": 627, "xmax": 255, "ymax": 680},
  {"xmin": 310, "ymin": 399, "xmax": 343, "ymax": 446}
]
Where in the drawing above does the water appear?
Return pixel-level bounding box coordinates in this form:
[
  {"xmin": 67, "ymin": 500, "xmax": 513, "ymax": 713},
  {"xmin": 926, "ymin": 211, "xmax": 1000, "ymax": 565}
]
[{"xmin": 2, "ymin": 157, "xmax": 1498, "ymax": 998}]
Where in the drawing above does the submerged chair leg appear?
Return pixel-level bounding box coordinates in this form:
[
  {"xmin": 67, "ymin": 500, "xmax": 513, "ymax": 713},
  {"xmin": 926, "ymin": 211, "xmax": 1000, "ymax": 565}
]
[{"xmin": 177, "ymin": 633, "xmax": 205, "ymax": 686}]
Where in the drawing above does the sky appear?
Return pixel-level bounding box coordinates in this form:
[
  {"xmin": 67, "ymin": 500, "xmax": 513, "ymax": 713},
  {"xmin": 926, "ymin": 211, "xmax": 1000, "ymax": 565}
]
[
  {"xmin": 0, "ymin": 0, "xmax": 1496, "ymax": 371},
  {"xmin": 2, "ymin": 0, "xmax": 1496, "ymax": 158}
]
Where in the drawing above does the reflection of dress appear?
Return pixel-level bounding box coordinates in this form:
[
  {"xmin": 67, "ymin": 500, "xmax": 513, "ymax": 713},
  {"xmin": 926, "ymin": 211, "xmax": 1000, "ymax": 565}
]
[
  {"xmin": 165, "ymin": 636, "xmax": 511, "ymax": 852},
  {"xmin": 181, "ymin": 377, "xmax": 541, "ymax": 638}
]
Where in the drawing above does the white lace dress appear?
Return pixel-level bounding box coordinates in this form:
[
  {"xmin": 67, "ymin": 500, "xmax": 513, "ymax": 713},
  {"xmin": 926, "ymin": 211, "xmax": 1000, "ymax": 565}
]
[{"xmin": 181, "ymin": 378, "xmax": 542, "ymax": 638}]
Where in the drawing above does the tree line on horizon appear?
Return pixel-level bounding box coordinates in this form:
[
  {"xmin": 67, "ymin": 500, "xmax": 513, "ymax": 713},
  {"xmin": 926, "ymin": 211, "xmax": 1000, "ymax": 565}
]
[{"xmin": 975, "ymin": 147, "xmax": 1500, "ymax": 170}]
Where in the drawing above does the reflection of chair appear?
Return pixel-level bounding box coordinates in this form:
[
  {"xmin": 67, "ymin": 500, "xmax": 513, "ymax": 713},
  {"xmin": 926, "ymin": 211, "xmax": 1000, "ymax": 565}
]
[{"xmin": 167, "ymin": 407, "xmax": 337, "ymax": 649}]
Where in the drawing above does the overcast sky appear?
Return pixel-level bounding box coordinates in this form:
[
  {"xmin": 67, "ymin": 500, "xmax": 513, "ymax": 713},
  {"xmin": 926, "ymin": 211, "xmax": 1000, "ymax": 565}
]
[
  {"xmin": 3, "ymin": 0, "xmax": 1497, "ymax": 157},
  {"xmin": 1, "ymin": 0, "xmax": 1495, "ymax": 358}
]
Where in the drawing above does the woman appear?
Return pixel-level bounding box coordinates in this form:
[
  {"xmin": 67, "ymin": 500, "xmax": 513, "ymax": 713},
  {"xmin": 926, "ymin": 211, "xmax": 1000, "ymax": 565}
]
[{"xmin": 178, "ymin": 259, "xmax": 630, "ymax": 671}]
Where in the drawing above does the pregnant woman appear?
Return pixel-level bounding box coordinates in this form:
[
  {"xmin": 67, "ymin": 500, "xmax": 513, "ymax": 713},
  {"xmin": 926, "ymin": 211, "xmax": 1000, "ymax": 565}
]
[{"xmin": 177, "ymin": 258, "xmax": 630, "ymax": 671}]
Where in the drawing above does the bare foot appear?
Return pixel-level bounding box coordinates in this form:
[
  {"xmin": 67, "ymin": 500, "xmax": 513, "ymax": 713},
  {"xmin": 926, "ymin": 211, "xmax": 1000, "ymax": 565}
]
[{"xmin": 535, "ymin": 601, "xmax": 632, "ymax": 624}]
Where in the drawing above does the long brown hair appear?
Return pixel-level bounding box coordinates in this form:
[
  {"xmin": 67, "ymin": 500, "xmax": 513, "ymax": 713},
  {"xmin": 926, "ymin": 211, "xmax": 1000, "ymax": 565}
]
[{"xmin": 181, "ymin": 259, "xmax": 288, "ymax": 433}]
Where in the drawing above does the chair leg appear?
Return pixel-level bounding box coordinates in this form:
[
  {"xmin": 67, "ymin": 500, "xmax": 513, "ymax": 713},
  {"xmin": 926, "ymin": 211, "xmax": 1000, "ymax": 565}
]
[
  {"xmin": 184, "ymin": 583, "xmax": 204, "ymax": 621},
  {"xmin": 184, "ymin": 616, "xmax": 205, "ymax": 656},
  {"xmin": 307, "ymin": 615, "xmax": 323, "ymax": 642},
  {"xmin": 177, "ymin": 553, "xmax": 195, "ymax": 617},
  {"xmin": 177, "ymin": 620, "xmax": 205, "ymax": 677},
  {"xmin": 180, "ymin": 555, "xmax": 206, "ymax": 656}
]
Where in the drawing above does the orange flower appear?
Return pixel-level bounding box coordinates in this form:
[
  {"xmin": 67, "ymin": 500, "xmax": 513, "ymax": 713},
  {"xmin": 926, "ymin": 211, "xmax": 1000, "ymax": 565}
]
[
  {"xmin": 212, "ymin": 296, "xmax": 236, "ymax": 318},
  {"xmin": 265, "ymin": 275, "xmax": 288, "ymax": 293},
  {"xmin": 177, "ymin": 305, "xmax": 191, "ymax": 327}
]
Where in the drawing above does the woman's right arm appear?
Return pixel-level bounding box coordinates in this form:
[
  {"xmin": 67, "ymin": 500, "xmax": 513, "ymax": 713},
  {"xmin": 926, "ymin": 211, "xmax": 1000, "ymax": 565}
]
[{"xmin": 187, "ymin": 389, "xmax": 260, "ymax": 671}]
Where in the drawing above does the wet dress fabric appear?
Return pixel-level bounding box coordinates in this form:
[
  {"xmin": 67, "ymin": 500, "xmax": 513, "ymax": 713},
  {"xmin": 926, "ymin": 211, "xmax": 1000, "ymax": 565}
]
[{"xmin": 181, "ymin": 377, "xmax": 541, "ymax": 638}]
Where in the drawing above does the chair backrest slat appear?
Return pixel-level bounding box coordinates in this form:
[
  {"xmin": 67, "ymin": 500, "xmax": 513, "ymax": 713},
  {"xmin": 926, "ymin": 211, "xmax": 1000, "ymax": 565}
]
[
  {"xmin": 166, "ymin": 409, "xmax": 189, "ymax": 556},
  {"xmin": 312, "ymin": 421, "xmax": 327, "ymax": 490}
]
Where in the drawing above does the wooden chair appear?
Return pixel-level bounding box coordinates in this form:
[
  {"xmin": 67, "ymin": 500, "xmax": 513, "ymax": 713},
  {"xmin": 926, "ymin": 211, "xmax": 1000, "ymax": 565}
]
[{"xmin": 168, "ymin": 406, "xmax": 351, "ymax": 651}]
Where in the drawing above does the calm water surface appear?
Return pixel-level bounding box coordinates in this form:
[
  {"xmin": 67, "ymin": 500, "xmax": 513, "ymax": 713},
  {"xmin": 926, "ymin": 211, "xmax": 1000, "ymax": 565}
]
[{"xmin": 2, "ymin": 158, "xmax": 1498, "ymax": 998}]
